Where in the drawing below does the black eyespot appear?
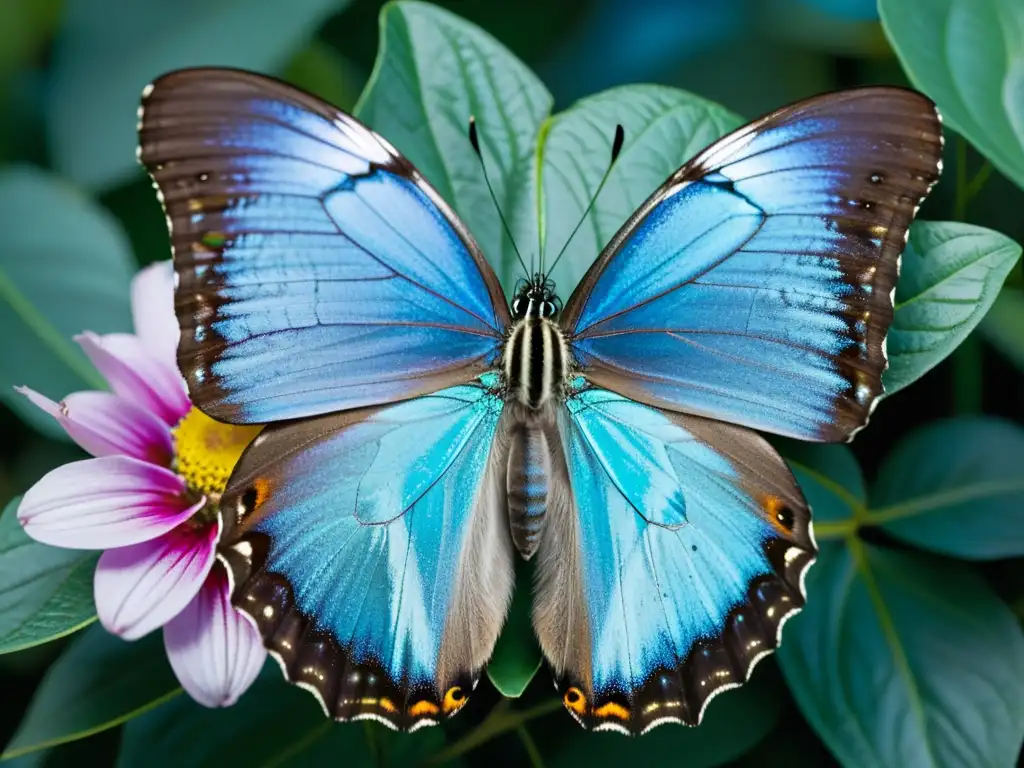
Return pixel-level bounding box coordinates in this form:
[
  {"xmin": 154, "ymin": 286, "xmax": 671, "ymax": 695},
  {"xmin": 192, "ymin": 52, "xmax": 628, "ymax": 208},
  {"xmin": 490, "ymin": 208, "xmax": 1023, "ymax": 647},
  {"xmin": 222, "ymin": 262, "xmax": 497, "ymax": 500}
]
[
  {"xmin": 241, "ymin": 487, "xmax": 258, "ymax": 512},
  {"xmin": 565, "ymin": 689, "xmax": 581, "ymax": 704},
  {"xmin": 450, "ymin": 687, "xmax": 465, "ymax": 702},
  {"xmin": 775, "ymin": 505, "xmax": 795, "ymax": 531}
]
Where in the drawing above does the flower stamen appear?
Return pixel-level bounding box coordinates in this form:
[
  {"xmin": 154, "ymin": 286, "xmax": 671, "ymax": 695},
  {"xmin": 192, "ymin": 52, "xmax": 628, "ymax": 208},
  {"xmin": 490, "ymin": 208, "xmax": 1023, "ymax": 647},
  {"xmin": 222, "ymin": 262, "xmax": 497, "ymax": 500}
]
[{"xmin": 172, "ymin": 408, "xmax": 260, "ymax": 502}]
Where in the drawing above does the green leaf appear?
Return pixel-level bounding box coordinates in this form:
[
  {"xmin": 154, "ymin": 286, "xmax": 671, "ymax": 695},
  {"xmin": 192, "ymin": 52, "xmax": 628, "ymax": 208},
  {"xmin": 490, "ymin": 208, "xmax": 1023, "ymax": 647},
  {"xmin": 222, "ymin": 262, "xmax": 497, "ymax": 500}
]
[
  {"xmin": 486, "ymin": 562, "xmax": 542, "ymax": 698},
  {"xmin": 117, "ymin": 669, "xmax": 449, "ymax": 767},
  {"xmin": 779, "ymin": 541, "xmax": 1024, "ymax": 767},
  {"xmin": 547, "ymin": 662, "xmax": 785, "ymax": 767},
  {"xmin": 355, "ymin": 0, "xmax": 552, "ymax": 290},
  {"xmin": 980, "ymin": 287, "xmax": 1024, "ymax": 370},
  {"xmin": 778, "ymin": 440, "xmax": 866, "ymax": 539},
  {"xmin": 871, "ymin": 417, "xmax": 1024, "ymax": 559},
  {"xmin": 0, "ymin": 497, "xmax": 97, "ymax": 655},
  {"xmin": 48, "ymin": 0, "xmax": 348, "ymax": 190},
  {"xmin": 879, "ymin": 0, "xmax": 1024, "ymax": 191},
  {"xmin": 0, "ymin": 166, "xmax": 134, "ymax": 439},
  {"xmin": 2, "ymin": 626, "xmax": 180, "ymax": 759},
  {"xmin": 537, "ymin": 85, "xmax": 741, "ymax": 293},
  {"xmin": 884, "ymin": 221, "xmax": 1022, "ymax": 396}
]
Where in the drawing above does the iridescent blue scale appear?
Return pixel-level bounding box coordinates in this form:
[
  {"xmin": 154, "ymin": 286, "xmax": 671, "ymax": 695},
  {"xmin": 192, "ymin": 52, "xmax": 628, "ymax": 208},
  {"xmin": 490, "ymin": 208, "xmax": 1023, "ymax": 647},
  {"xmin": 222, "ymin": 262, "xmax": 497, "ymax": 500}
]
[{"xmin": 139, "ymin": 69, "xmax": 942, "ymax": 733}]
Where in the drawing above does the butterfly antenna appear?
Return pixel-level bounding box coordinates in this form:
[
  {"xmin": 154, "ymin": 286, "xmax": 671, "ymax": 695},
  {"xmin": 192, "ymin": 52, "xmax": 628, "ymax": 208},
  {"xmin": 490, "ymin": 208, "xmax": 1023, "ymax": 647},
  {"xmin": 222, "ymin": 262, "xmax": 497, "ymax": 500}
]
[
  {"xmin": 469, "ymin": 116, "xmax": 531, "ymax": 279},
  {"xmin": 544, "ymin": 124, "xmax": 625, "ymax": 278}
]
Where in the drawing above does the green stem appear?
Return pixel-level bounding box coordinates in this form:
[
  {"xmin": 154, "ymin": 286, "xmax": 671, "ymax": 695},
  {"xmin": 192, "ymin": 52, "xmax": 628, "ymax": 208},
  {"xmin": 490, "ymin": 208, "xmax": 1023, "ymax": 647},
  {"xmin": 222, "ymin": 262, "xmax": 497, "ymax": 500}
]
[
  {"xmin": 953, "ymin": 334, "xmax": 983, "ymax": 414},
  {"xmin": 261, "ymin": 722, "xmax": 333, "ymax": 768},
  {"xmin": 426, "ymin": 699, "xmax": 561, "ymax": 765},
  {"xmin": 867, "ymin": 480, "xmax": 1024, "ymax": 526},
  {"xmin": 951, "ymin": 137, "xmax": 986, "ymax": 415},
  {"xmin": 517, "ymin": 724, "xmax": 544, "ymax": 768},
  {"xmin": 811, "ymin": 518, "xmax": 859, "ymax": 541},
  {"xmin": 953, "ymin": 137, "xmax": 968, "ymax": 221}
]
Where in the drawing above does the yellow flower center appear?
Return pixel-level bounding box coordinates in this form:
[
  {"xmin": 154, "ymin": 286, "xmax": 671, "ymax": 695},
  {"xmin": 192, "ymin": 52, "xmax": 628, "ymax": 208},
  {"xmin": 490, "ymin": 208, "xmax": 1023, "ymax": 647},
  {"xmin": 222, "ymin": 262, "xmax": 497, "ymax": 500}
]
[{"xmin": 171, "ymin": 407, "xmax": 261, "ymax": 501}]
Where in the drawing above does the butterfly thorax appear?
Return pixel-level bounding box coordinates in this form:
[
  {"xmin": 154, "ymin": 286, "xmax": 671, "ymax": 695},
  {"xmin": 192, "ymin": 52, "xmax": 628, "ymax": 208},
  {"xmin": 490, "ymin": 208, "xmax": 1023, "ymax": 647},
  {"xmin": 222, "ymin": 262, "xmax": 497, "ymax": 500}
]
[{"xmin": 503, "ymin": 276, "xmax": 569, "ymax": 410}]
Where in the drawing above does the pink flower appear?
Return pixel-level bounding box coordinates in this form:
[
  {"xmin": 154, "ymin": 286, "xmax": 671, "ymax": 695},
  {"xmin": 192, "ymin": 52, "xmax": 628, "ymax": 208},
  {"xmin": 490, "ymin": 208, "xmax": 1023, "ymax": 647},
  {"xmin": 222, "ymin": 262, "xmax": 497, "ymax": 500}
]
[{"xmin": 16, "ymin": 261, "xmax": 266, "ymax": 708}]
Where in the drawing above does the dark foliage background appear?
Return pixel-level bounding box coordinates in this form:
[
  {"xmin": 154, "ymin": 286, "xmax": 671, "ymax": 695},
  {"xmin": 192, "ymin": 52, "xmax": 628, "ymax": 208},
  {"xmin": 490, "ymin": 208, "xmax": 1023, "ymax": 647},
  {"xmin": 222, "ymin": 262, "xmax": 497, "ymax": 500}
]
[{"xmin": 1, "ymin": 0, "xmax": 1022, "ymax": 765}]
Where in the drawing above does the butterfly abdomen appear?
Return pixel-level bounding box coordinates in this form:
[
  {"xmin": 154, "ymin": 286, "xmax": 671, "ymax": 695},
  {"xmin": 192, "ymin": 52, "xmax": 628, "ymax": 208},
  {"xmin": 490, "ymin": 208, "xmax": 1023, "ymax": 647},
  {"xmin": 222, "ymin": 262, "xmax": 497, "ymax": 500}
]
[
  {"xmin": 503, "ymin": 317, "xmax": 569, "ymax": 409},
  {"xmin": 506, "ymin": 422, "xmax": 553, "ymax": 560}
]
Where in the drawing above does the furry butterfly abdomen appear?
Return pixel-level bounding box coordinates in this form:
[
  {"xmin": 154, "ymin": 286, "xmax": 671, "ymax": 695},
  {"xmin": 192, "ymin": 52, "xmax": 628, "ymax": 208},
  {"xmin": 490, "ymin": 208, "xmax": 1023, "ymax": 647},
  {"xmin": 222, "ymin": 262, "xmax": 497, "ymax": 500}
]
[{"xmin": 139, "ymin": 68, "xmax": 942, "ymax": 733}]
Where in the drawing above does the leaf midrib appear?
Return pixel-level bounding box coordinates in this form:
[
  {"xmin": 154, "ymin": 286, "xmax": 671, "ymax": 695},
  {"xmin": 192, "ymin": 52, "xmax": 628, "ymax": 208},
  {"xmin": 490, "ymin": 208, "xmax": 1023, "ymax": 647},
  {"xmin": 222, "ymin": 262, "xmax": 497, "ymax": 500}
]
[
  {"xmin": 0, "ymin": 265, "xmax": 106, "ymax": 390},
  {"xmin": 848, "ymin": 538, "xmax": 939, "ymax": 768}
]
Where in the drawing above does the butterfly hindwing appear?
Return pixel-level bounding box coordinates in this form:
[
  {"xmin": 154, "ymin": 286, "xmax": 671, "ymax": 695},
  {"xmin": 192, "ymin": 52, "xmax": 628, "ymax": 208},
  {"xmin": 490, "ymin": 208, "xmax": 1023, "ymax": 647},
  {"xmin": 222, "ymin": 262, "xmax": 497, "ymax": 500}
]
[
  {"xmin": 533, "ymin": 382, "xmax": 814, "ymax": 733},
  {"xmin": 138, "ymin": 68, "xmax": 509, "ymax": 424},
  {"xmin": 562, "ymin": 88, "xmax": 943, "ymax": 442},
  {"xmin": 218, "ymin": 377, "xmax": 515, "ymax": 730}
]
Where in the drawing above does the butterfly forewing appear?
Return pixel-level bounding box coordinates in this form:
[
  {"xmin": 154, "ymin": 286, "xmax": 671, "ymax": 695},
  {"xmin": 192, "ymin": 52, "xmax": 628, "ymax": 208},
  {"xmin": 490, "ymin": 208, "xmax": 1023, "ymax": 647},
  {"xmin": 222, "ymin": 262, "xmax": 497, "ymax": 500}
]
[
  {"xmin": 138, "ymin": 68, "xmax": 509, "ymax": 425},
  {"xmin": 561, "ymin": 87, "xmax": 943, "ymax": 442}
]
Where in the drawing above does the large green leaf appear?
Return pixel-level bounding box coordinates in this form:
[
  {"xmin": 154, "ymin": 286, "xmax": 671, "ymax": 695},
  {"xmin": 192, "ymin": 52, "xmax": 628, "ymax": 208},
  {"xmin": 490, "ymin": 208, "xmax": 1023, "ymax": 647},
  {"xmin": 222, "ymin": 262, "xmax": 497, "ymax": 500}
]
[
  {"xmin": 979, "ymin": 286, "xmax": 1024, "ymax": 370},
  {"xmin": 0, "ymin": 166, "xmax": 133, "ymax": 438},
  {"xmin": 871, "ymin": 418, "xmax": 1024, "ymax": 559},
  {"xmin": 0, "ymin": 497, "xmax": 97, "ymax": 655},
  {"xmin": 486, "ymin": 562, "xmax": 542, "ymax": 698},
  {"xmin": 779, "ymin": 541, "xmax": 1024, "ymax": 767},
  {"xmin": 879, "ymin": 0, "xmax": 1024, "ymax": 191},
  {"xmin": 117, "ymin": 668, "xmax": 450, "ymax": 767},
  {"xmin": 547, "ymin": 662, "xmax": 785, "ymax": 767},
  {"xmin": 355, "ymin": 0, "xmax": 552, "ymax": 290},
  {"xmin": 537, "ymin": 85, "xmax": 741, "ymax": 293},
  {"xmin": 2, "ymin": 626, "xmax": 180, "ymax": 759},
  {"xmin": 884, "ymin": 221, "xmax": 1022, "ymax": 395},
  {"xmin": 47, "ymin": 0, "xmax": 347, "ymax": 190}
]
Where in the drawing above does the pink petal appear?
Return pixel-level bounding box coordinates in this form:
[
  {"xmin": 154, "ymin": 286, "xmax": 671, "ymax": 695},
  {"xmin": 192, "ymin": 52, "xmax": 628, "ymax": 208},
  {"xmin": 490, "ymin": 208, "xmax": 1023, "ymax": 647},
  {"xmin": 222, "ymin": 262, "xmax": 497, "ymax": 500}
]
[
  {"xmin": 131, "ymin": 261, "xmax": 179, "ymax": 369},
  {"xmin": 18, "ymin": 456, "xmax": 199, "ymax": 549},
  {"xmin": 76, "ymin": 331, "xmax": 190, "ymax": 426},
  {"xmin": 164, "ymin": 562, "xmax": 266, "ymax": 707},
  {"xmin": 15, "ymin": 386, "xmax": 172, "ymax": 464},
  {"xmin": 95, "ymin": 519, "xmax": 220, "ymax": 640}
]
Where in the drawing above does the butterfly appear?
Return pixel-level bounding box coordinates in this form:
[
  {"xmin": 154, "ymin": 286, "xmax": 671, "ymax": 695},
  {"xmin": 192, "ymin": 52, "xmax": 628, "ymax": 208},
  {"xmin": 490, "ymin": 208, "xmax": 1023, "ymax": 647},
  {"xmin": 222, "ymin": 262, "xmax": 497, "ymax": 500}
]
[{"xmin": 138, "ymin": 68, "xmax": 942, "ymax": 734}]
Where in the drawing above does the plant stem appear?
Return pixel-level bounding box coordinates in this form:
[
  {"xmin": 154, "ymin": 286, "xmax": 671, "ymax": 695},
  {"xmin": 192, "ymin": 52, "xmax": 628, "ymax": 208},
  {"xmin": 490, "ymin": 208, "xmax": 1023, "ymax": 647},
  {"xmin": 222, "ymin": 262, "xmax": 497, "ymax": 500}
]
[
  {"xmin": 951, "ymin": 137, "xmax": 987, "ymax": 414},
  {"xmin": 426, "ymin": 699, "xmax": 561, "ymax": 765},
  {"xmin": 517, "ymin": 724, "xmax": 544, "ymax": 768},
  {"xmin": 953, "ymin": 335, "xmax": 983, "ymax": 414}
]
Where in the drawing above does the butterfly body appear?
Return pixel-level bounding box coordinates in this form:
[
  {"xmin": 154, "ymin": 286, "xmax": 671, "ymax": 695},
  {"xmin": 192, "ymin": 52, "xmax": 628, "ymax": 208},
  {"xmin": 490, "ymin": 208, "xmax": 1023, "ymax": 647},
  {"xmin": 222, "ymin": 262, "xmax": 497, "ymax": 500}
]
[{"xmin": 139, "ymin": 68, "xmax": 942, "ymax": 734}]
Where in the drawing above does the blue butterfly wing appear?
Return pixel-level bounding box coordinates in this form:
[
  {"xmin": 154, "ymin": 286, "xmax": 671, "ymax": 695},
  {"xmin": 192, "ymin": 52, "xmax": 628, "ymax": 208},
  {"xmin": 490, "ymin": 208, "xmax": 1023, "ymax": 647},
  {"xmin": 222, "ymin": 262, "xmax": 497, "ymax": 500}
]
[
  {"xmin": 533, "ymin": 383, "xmax": 814, "ymax": 733},
  {"xmin": 218, "ymin": 376, "xmax": 514, "ymax": 730},
  {"xmin": 562, "ymin": 88, "xmax": 943, "ymax": 442},
  {"xmin": 139, "ymin": 68, "xmax": 510, "ymax": 424}
]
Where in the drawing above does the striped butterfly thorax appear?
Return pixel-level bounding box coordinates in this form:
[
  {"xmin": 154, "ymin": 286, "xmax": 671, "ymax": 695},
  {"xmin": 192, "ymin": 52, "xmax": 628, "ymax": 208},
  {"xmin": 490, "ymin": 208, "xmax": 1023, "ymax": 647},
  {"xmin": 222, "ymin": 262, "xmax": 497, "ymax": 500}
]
[{"xmin": 502, "ymin": 276, "xmax": 570, "ymax": 410}]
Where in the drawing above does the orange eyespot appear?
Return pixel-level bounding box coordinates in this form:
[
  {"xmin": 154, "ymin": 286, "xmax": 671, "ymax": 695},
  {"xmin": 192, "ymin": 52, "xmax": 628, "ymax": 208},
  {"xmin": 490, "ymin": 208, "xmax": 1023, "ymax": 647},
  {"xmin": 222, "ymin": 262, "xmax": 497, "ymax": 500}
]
[
  {"xmin": 443, "ymin": 686, "xmax": 467, "ymax": 715},
  {"xmin": 594, "ymin": 701, "xmax": 631, "ymax": 721},
  {"xmin": 563, "ymin": 686, "xmax": 587, "ymax": 715},
  {"xmin": 409, "ymin": 700, "xmax": 441, "ymax": 717},
  {"xmin": 762, "ymin": 494, "xmax": 793, "ymax": 533}
]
